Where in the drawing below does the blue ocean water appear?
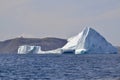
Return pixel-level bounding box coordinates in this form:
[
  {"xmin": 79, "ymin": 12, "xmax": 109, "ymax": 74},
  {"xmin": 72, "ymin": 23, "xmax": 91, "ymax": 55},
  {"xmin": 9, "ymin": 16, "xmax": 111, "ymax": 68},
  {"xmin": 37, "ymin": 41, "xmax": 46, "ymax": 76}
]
[{"xmin": 0, "ymin": 54, "xmax": 120, "ymax": 80}]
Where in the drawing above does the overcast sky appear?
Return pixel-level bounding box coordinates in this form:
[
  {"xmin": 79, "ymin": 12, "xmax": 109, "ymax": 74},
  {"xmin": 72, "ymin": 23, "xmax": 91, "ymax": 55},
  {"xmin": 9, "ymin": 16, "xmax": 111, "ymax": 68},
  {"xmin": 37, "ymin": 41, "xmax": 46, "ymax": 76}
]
[{"xmin": 0, "ymin": 0, "xmax": 120, "ymax": 45}]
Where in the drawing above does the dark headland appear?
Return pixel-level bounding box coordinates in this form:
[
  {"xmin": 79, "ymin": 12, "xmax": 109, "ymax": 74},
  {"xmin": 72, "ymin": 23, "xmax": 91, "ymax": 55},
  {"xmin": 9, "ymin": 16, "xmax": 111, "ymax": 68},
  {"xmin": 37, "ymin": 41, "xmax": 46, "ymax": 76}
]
[{"xmin": 0, "ymin": 37, "xmax": 67, "ymax": 53}]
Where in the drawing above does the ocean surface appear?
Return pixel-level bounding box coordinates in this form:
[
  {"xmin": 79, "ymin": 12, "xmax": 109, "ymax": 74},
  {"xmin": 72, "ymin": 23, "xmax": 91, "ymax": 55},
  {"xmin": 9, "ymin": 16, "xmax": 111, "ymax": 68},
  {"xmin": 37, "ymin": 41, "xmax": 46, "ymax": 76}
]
[{"xmin": 0, "ymin": 54, "xmax": 120, "ymax": 80}]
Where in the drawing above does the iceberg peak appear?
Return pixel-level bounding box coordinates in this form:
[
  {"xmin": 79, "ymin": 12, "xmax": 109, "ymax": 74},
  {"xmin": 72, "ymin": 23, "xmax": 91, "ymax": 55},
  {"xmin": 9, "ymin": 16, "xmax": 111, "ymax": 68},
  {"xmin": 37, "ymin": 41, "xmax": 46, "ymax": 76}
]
[{"xmin": 62, "ymin": 27, "xmax": 118, "ymax": 54}]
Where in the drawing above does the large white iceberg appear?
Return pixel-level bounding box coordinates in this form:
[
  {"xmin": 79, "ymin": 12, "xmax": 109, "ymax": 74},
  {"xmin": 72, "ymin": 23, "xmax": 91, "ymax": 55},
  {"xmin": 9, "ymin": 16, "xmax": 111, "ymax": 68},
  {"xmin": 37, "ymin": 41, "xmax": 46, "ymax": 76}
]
[
  {"xmin": 17, "ymin": 27, "xmax": 118, "ymax": 54},
  {"xmin": 62, "ymin": 27, "xmax": 117, "ymax": 54}
]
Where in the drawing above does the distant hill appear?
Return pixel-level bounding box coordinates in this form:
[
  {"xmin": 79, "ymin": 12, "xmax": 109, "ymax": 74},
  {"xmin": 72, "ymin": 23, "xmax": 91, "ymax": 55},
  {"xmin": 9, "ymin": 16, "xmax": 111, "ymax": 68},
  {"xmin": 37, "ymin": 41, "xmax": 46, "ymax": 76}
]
[{"xmin": 0, "ymin": 37, "xmax": 67, "ymax": 53}]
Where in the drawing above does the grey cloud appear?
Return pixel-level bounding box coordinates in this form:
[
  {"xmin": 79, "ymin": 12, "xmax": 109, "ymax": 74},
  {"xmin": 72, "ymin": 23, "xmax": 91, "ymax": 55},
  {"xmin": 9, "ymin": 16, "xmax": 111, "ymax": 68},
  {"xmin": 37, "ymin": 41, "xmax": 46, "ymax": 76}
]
[{"xmin": 0, "ymin": 0, "xmax": 120, "ymax": 45}]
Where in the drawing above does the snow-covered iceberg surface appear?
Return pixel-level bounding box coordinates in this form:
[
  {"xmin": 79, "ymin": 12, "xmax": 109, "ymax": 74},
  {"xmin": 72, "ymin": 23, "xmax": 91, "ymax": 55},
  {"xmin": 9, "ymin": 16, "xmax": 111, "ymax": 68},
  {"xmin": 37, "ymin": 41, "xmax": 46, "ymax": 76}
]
[
  {"xmin": 18, "ymin": 45, "xmax": 41, "ymax": 54},
  {"xmin": 17, "ymin": 27, "xmax": 118, "ymax": 54},
  {"xmin": 62, "ymin": 27, "xmax": 118, "ymax": 54},
  {"xmin": 18, "ymin": 45, "xmax": 61, "ymax": 54}
]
